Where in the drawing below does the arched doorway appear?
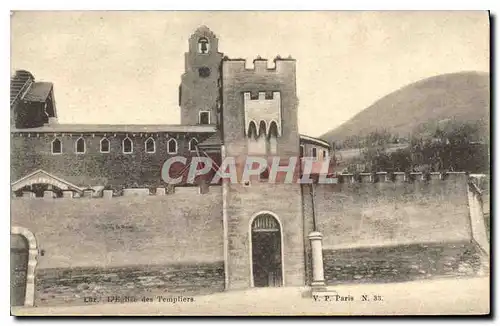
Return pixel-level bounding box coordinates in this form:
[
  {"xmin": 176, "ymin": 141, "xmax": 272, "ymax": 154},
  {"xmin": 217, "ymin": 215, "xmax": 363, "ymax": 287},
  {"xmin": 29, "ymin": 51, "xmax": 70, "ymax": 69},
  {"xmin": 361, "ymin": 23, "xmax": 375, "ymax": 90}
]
[
  {"xmin": 10, "ymin": 227, "xmax": 38, "ymax": 307},
  {"xmin": 11, "ymin": 234, "xmax": 29, "ymax": 306},
  {"xmin": 250, "ymin": 213, "xmax": 283, "ymax": 287}
]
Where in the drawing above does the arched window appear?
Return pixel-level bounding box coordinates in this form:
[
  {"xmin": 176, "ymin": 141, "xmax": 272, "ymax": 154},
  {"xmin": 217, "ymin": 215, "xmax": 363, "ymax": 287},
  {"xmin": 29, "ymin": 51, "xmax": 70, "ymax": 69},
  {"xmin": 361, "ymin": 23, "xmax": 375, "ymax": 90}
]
[
  {"xmin": 100, "ymin": 138, "xmax": 110, "ymax": 153},
  {"xmin": 247, "ymin": 121, "xmax": 266, "ymax": 155},
  {"xmin": 145, "ymin": 137, "xmax": 155, "ymax": 153},
  {"xmin": 123, "ymin": 137, "xmax": 133, "ymax": 154},
  {"xmin": 167, "ymin": 138, "xmax": 177, "ymax": 154},
  {"xmin": 258, "ymin": 121, "xmax": 267, "ymax": 138},
  {"xmin": 75, "ymin": 137, "xmax": 86, "ymax": 154},
  {"xmin": 198, "ymin": 37, "xmax": 209, "ymax": 54},
  {"xmin": 247, "ymin": 121, "xmax": 258, "ymax": 139},
  {"xmin": 51, "ymin": 138, "xmax": 62, "ymax": 154},
  {"xmin": 189, "ymin": 138, "xmax": 198, "ymax": 152},
  {"xmin": 268, "ymin": 121, "xmax": 279, "ymax": 155}
]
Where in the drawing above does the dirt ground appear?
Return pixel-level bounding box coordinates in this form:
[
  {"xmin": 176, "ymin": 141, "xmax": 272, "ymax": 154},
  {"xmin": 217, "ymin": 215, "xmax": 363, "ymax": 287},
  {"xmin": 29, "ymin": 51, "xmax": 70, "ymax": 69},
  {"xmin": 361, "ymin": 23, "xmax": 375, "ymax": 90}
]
[{"xmin": 12, "ymin": 276, "xmax": 490, "ymax": 316}]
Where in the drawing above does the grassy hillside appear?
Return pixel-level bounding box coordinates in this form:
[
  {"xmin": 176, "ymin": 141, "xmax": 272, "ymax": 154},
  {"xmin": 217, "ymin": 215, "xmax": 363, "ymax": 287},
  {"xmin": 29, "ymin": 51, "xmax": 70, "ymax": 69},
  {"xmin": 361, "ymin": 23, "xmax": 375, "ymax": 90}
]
[{"xmin": 321, "ymin": 71, "xmax": 490, "ymax": 142}]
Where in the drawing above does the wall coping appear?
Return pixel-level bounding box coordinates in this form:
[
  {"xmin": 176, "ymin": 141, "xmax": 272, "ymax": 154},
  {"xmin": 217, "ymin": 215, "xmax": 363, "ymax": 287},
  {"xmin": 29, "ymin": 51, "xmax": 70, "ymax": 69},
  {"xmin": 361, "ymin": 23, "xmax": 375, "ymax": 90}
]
[{"xmin": 12, "ymin": 185, "xmax": 221, "ymax": 200}]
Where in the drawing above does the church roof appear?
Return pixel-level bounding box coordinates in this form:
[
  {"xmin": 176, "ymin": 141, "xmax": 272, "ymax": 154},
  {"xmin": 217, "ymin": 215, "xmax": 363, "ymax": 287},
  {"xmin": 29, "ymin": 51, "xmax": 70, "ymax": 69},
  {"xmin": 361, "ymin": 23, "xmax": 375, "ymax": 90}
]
[
  {"xmin": 12, "ymin": 124, "xmax": 217, "ymax": 134},
  {"xmin": 10, "ymin": 70, "xmax": 34, "ymax": 107},
  {"xmin": 23, "ymin": 82, "xmax": 53, "ymax": 102},
  {"xmin": 197, "ymin": 131, "xmax": 222, "ymax": 149}
]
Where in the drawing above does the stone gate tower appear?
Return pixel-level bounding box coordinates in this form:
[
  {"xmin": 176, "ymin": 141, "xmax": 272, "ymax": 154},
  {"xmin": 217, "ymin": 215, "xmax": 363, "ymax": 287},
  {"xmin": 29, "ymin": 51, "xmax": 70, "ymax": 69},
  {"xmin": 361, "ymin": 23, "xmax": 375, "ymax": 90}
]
[
  {"xmin": 221, "ymin": 57, "xmax": 306, "ymax": 289},
  {"xmin": 179, "ymin": 26, "xmax": 223, "ymax": 126}
]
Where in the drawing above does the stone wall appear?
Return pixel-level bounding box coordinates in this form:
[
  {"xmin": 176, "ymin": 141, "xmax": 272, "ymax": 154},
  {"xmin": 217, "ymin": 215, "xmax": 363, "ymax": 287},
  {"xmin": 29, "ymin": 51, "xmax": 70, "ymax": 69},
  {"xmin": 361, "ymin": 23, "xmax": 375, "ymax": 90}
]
[
  {"xmin": 11, "ymin": 190, "xmax": 224, "ymax": 306},
  {"xmin": 308, "ymin": 172, "xmax": 485, "ymax": 284},
  {"xmin": 315, "ymin": 173, "xmax": 471, "ymax": 249},
  {"xmin": 221, "ymin": 58, "xmax": 299, "ymax": 158},
  {"xmin": 35, "ymin": 262, "xmax": 224, "ymax": 306},
  {"xmin": 225, "ymin": 182, "xmax": 305, "ymax": 289},
  {"xmin": 323, "ymin": 242, "xmax": 483, "ymax": 285},
  {"xmin": 11, "ymin": 132, "xmax": 216, "ymax": 187}
]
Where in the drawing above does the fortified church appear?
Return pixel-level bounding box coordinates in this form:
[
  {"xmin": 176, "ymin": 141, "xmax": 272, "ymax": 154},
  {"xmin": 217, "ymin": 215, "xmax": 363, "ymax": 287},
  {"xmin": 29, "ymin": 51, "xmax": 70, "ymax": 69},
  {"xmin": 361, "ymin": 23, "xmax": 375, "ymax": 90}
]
[{"xmin": 10, "ymin": 27, "xmax": 488, "ymax": 307}]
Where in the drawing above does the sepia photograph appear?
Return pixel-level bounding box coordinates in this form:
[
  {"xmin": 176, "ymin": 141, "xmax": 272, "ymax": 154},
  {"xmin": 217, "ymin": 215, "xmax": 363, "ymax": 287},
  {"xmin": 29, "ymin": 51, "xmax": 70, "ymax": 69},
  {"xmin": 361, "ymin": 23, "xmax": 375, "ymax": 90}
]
[{"xmin": 9, "ymin": 11, "xmax": 490, "ymax": 316}]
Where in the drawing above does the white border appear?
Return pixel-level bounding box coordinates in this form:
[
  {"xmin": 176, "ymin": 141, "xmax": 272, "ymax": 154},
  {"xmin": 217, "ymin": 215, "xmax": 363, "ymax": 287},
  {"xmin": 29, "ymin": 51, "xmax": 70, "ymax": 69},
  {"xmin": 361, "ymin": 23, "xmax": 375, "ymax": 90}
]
[
  {"xmin": 4, "ymin": 5, "xmax": 496, "ymax": 321},
  {"xmin": 248, "ymin": 210, "xmax": 285, "ymax": 288}
]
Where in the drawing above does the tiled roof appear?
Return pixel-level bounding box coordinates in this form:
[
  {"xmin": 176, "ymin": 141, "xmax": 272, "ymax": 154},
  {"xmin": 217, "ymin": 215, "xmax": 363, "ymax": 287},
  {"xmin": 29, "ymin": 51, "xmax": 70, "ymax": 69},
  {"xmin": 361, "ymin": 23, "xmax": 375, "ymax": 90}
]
[
  {"xmin": 23, "ymin": 82, "xmax": 53, "ymax": 102},
  {"xmin": 198, "ymin": 131, "xmax": 222, "ymax": 148},
  {"xmin": 10, "ymin": 70, "xmax": 34, "ymax": 106},
  {"xmin": 12, "ymin": 124, "xmax": 218, "ymax": 134}
]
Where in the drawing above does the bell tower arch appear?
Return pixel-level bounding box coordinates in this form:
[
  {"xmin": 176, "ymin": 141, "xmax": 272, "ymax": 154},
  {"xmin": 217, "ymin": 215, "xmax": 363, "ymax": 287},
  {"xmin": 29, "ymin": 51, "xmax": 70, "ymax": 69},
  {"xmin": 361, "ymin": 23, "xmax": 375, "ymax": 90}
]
[{"xmin": 179, "ymin": 26, "xmax": 223, "ymax": 126}]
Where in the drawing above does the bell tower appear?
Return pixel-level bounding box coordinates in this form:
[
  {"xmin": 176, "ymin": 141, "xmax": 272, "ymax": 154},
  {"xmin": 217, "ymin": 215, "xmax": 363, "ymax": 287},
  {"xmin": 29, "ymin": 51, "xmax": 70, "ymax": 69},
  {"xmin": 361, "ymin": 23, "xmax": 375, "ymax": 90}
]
[{"xmin": 179, "ymin": 26, "xmax": 223, "ymax": 126}]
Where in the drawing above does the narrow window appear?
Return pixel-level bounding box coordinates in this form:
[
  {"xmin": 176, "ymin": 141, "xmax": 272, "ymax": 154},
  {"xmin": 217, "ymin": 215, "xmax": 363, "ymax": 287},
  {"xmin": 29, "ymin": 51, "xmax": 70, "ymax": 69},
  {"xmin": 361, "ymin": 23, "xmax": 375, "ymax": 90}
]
[
  {"xmin": 323, "ymin": 150, "xmax": 327, "ymax": 160},
  {"xmin": 100, "ymin": 138, "xmax": 110, "ymax": 153},
  {"xmin": 52, "ymin": 138, "xmax": 62, "ymax": 154},
  {"xmin": 145, "ymin": 137, "xmax": 156, "ymax": 153},
  {"xmin": 167, "ymin": 138, "xmax": 177, "ymax": 154},
  {"xmin": 199, "ymin": 111, "xmax": 210, "ymax": 125},
  {"xmin": 75, "ymin": 137, "xmax": 86, "ymax": 154},
  {"xmin": 123, "ymin": 137, "xmax": 133, "ymax": 154},
  {"xmin": 198, "ymin": 37, "xmax": 210, "ymax": 54},
  {"xmin": 312, "ymin": 147, "xmax": 317, "ymax": 159},
  {"xmin": 269, "ymin": 121, "xmax": 279, "ymax": 155},
  {"xmin": 300, "ymin": 145, "xmax": 305, "ymax": 157},
  {"xmin": 189, "ymin": 138, "xmax": 198, "ymax": 152}
]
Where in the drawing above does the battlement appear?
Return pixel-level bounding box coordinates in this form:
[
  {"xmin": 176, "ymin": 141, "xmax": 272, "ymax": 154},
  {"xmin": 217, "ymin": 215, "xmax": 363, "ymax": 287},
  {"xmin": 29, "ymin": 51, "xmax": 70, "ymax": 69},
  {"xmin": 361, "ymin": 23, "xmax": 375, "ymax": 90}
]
[
  {"xmin": 223, "ymin": 56, "xmax": 295, "ymax": 72},
  {"xmin": 244, "ymin": 91, "xmax": 281, "ymax": 100},
  {"xmin": 13, "ymin": 185, "xmax": 219, "ymax": 200},
  {"xmin": 314, "ymin": 170, "xmax": 474, "ymax": 250},
  {"xmin": 337, "ymin": 171, "xmax": 468, "ymax": 184}
]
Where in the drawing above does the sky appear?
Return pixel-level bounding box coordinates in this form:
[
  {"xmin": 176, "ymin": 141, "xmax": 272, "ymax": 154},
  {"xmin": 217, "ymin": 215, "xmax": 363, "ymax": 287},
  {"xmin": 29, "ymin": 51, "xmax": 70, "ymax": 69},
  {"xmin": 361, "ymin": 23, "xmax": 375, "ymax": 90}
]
[{"xmin": 10, "ymin": 11, "xmax": 489, "ymax": 137}]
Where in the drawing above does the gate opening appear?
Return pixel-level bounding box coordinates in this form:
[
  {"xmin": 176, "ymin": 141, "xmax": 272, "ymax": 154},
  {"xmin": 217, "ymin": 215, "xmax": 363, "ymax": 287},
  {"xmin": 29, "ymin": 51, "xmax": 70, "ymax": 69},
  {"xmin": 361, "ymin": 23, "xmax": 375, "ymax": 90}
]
[
  {"xmin": 251, "ymin": 214, "xmax": 283, "ymax": 287},
  {"xmin": 10, "ymin": 234, "xmax": 29, "ymax": 306}
]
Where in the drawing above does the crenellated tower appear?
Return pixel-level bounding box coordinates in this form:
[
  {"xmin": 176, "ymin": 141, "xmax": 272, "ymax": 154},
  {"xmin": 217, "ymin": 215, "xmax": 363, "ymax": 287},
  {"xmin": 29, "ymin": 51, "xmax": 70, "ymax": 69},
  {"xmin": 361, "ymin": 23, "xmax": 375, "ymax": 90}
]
[
  {"xmin": 221, "ymin": 56, "xmax": 305, "ymax": 290},
  {"xmin": 179, "ymin": 26, "xmax": 223, "ymax": 126}
]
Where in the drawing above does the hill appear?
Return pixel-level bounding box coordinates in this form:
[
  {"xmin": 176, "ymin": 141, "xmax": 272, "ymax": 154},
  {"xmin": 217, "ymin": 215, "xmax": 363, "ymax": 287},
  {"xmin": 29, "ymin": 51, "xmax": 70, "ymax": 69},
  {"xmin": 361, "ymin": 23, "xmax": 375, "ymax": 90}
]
[{"xmin": 321, "ymin": 71, "xmax": 490, "ymax": 143}]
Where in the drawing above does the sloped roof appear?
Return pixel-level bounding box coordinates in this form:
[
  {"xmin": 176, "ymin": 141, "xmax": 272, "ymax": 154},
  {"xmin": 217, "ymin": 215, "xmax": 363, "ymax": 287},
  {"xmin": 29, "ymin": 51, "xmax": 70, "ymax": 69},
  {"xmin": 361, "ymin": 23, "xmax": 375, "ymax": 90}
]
[
  {"xmin": 299, "ymin": 134, "xmax": 330, "ymax": 148},
  {"xmin": 10, "ymin": 70, "xmax": 34, "ymax": 106},
  {"xmin": 11, "ymin": 169, "xmax": 84, "ymax": 193},
  {"xmin": 198, "ymin": 132, "xmax": 222, "ymax": 148},
  {"xmin": 23, "ymin": 82, "xmax": 53, "ymax": 102}
]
